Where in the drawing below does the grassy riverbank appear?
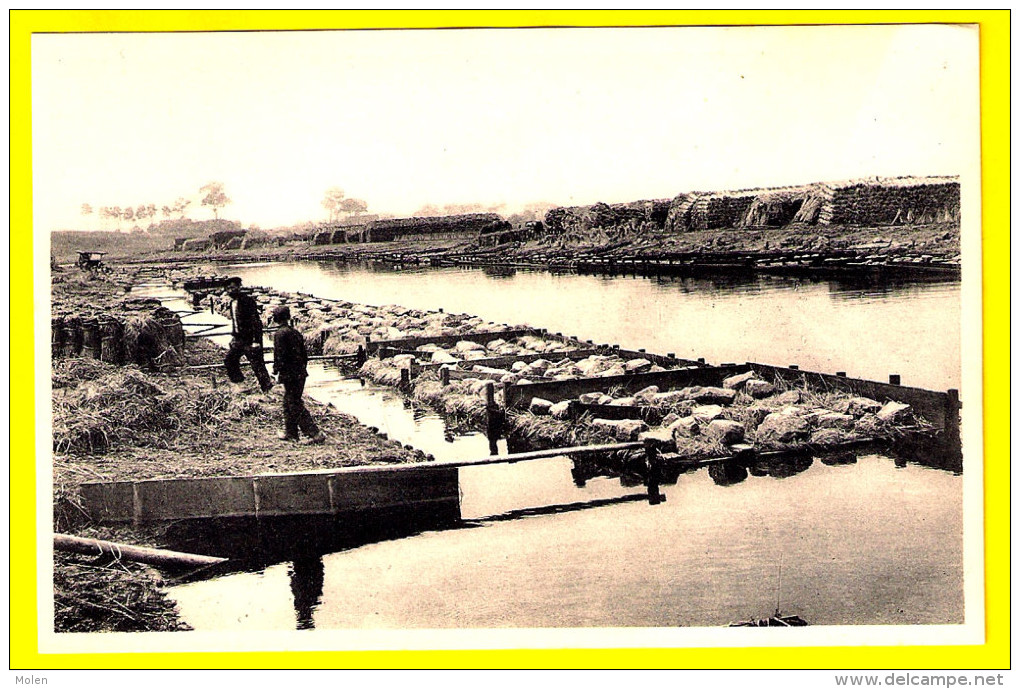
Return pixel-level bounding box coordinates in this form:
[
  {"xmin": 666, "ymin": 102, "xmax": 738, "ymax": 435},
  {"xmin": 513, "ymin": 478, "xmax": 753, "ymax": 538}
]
[
  {"xmin": 83, "ymin": 219, "xmax": 961, "ymax": 272},
  {"xmin": 511, "ymin": 220, "xmax": 961, "ymax": 261}
]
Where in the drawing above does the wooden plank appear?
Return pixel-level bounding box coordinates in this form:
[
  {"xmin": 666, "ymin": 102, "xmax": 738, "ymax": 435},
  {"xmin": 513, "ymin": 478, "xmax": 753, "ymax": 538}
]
[
  {"xmin": 417, "ymin": 348, "xmax": 604, "ymax": 371},
  {"xmin": 432, "ymin": 442, "xmax": 645, "ymax": 469},
  {"xmin": 366, "ymin": 327, "xmax": 540, "ymax": 355},
  {"xmin": 572, "ymin": 402, "xmax": 665, "ymax": 423},
  {"xmin": 446, "ymin": 368, "xmax": 506, "ymax": 382},
  {"xmin": 505, "ymin": 364, "xmax": 746, "ymax": 411},
  {"xmin": 746, "ymin": 363, "xmax": 957, "ymax": 429},
  {"xmin": 185, "ymin": 353, "xmax": 359, "ymax": 371}
]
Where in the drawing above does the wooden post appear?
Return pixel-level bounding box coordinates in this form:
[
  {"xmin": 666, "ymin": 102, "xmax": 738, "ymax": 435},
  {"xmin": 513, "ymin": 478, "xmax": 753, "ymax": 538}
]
[
  {"xmin": 643, "ymin": 438, "xmax": 665, "ymax": 506},
  {"xmin": 485, "ymin": 381, "xmax": 499, "ymax": 455},
  {"xmin": 356, "ymin": 345, "xmax": 366, "ymax": 367},
  {"xmin": 440, "ymin": 365, "xmax": 450, "ymax": 386},
  {"xmin": 399, "ymin": 368, "xmax": 410, "ymax": 391},
  {"xmin": 944, "ymin": 388, "xmax": 961, "ymax": 447}
]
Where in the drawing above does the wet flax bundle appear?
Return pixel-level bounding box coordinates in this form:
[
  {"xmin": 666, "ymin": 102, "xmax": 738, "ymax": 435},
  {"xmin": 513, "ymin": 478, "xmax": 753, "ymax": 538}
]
[{"xmin": 53, "ymin": 306, "xmax": 185, "ymax": 369}]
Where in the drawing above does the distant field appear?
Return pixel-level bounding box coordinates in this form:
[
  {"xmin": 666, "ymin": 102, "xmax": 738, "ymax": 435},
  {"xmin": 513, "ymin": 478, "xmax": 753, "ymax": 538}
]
[{"xmin": 49, "ymin": 231, "xmax": 177, "ymax": 264}]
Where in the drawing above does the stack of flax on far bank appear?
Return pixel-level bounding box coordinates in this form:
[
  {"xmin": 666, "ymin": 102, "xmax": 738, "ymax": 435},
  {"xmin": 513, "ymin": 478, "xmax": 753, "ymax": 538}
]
[{"xmin": 51, "ymin": 270, "xmax": 185, "ymax": 370}]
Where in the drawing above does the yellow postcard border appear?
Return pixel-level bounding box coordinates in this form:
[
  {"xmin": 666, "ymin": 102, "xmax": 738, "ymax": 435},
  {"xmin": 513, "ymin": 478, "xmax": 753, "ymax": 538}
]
[{"xmin": 10, "ymin": 9, "xmax": 1010, "ymax": 670}]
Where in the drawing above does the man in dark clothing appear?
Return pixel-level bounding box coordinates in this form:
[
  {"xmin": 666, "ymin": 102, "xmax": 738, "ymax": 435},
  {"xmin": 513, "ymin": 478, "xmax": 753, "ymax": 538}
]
[
  {"xmin": 271, "ymin": 305, "xmax": 325, "ymax": 444},
  {"xmin": 223, "ymin": 278, "xmax": 273, "ymax": 393}
]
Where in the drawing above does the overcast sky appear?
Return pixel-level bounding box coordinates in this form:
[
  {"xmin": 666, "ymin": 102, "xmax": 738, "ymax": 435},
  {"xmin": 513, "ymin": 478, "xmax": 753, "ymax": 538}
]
[{"xmin": 31, "ymin": 24, "xmax": 979, "ymax": 232}]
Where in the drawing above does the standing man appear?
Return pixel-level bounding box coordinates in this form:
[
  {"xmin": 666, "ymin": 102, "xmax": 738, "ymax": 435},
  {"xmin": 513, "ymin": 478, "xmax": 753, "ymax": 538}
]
[
  {"xmin": 223, "ymin": 278, "xmax": 273, "ymax": 393},
  {"xmin": 271, "ymin": 305, "xmax": 326, "ymax": 444}
]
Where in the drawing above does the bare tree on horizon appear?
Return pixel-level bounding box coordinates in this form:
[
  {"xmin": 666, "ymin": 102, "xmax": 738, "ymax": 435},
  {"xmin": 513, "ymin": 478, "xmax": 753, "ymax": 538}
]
[{"xmin": 200, "ymin": 182, "xmax": 231, "ymax": 220}]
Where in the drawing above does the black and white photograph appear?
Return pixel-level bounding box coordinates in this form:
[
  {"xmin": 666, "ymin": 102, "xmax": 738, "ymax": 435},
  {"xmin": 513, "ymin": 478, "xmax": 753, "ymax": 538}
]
[{"xmin": 34, "ymin": 21, "xmax": 984, "ymax": 654}]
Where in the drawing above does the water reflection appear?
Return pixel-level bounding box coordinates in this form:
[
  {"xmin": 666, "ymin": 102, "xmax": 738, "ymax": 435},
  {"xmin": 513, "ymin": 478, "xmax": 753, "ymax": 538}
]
[
  {"xmin": 481, "ymin": 265, "xmax": 517, "ymax": 280},
  {"xmin": 162, "ymin": 507, "xmax": 458, "ymax": 572},
  {"xmin": 749, "ymin": 453, "xmax": 814, "ymax": 479},
  {"xmin": 165, "ymin": 261, "xmax": 966, "ymax": 629},
  {"xmin": 468, "ymin": 493, "xmax": 649, "ymax": 524},
  {"xmin": 568, "ymin": 451, "xmax": 648, "ymax": 487},
  {"xmin": 826, "ymin": 272, "xmax": 961, "ymax": 300},
  {"xmin": 708, "ymin": 461, "xmax": 749, "ymax": 486},
  {"xmin": 229, "ymin": 260, "xmax": 961, "ymax": 390},
  {"xmin": 820, "ymin": 452, "xmax": 858, "ymax": 466},
  {"xmin": 304, "ymin": 371, "xmax": 503, "ymax": 461},
  {"xmin": 888, "ymin": 430, "xmax": 963, "ymax": 475},
  {"xmin": 295, "ymin": 258, "xmax": 959, "ymax": 301},
  {"xmin": 289, "ymin": 556, "xmax": 325, "ymax": 630},
  {"xmin": 169, "ymin": 451, "xmax": 963, "ymax": 630}
]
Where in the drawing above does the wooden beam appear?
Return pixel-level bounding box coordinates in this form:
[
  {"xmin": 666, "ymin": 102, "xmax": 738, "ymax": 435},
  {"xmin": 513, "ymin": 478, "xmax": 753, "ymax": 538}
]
[
  {"xmin": 184, "ymin": 353, "xmax": 360, "ymax": 371},
  {"xmin": 54, "ymin": 533, "xmax": 227, "ymax": 568}
]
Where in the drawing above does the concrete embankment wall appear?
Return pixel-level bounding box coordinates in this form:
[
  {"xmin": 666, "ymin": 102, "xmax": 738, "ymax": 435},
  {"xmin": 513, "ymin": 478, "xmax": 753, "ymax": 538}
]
[{"xmin": 80, "ymin": 464, "xmax": 461, "ymax": 525}]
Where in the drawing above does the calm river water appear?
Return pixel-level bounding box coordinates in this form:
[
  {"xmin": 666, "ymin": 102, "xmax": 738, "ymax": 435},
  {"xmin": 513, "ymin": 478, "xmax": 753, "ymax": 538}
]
[
  {"xmin": 229, "ymin": 261, "xmax": 961, "ymax": 390},
  {"xmin": 167, "ymin": 261, "xmax": 964, "ymax": 631}
]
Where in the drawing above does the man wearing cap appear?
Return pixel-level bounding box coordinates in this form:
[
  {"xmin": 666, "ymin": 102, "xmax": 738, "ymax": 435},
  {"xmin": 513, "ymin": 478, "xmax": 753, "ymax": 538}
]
[
  {"xmin": 272, "ymin": 305, "xmax": 326, "ymax": 444},
  {"xmin": 223, "ymin": 278, "xmax": 273, "ymax": 393}
]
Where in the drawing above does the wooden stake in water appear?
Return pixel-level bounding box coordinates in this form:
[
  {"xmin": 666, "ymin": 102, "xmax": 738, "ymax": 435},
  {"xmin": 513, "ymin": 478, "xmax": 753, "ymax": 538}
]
[{"xmin": 775, "ymin": 552, "xmax": 784, "ymax": 617}]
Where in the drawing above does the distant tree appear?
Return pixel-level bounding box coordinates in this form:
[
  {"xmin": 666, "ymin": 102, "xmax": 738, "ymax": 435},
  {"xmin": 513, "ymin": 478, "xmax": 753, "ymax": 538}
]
[
  {"xmin": 510, "ymin": 202, "xmax": 558, "ymax": 223},
  {"xmin": 122, "ymin": 206, "xmax": 135, "ymax": 224},
  {"xmin": 199, "ymin": 182, "xmax": 231, "ymax": 219},
  {"xmin": 339, "ymin": 197, "xmax": 368, "ymax": 217},
  {"xmin": 524, "ymin": 201, "xmax": 558, "ymax": 215},
  {"xmin": 443, "ymin": 203, "xmax": 483, "ymax": 215},
  {"xmin": 100, "ymin": 206, "xmax": 122, "ymax": 231},
  {"xmin": 413, "ymin": 204, "xmax": 441, "ymax": 217},
  {"xmin": 434, "ymin": 202, "xmax": 504, "ymax": 216},
  {"xmin": 173, "ymin": 197, "xmax": 192, "ymax": 218},
  {"xmin": 322, "ymin": 187, "xmax": 346, "ymax": 222},
  {"xmin": 80, "ymin": 203, "xmax": 93, "ymax": 230}
]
